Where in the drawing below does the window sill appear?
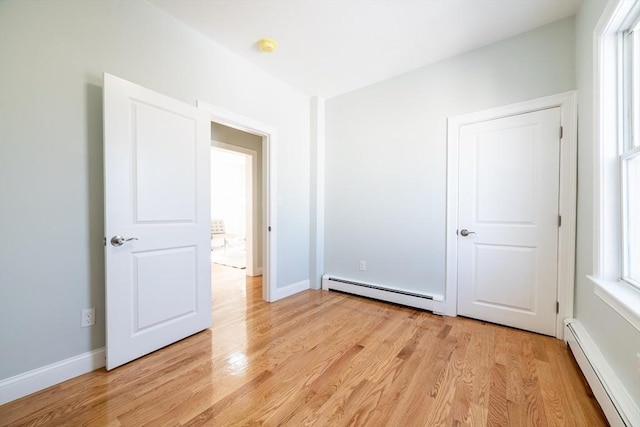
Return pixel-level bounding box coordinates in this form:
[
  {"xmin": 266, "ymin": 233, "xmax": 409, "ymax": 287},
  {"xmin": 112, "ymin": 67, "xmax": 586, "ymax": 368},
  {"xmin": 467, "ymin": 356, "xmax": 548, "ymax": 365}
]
[{"xmin": 589, "ymin": 276, "xmax": 640, "ymax": 331}]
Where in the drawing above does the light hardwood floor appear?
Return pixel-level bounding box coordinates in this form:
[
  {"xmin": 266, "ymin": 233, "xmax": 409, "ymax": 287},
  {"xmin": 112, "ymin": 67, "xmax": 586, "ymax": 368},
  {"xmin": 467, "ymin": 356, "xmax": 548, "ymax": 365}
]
[{"xmin": 0, "ymin": 264, "xmax": 607, "ymax": 426}]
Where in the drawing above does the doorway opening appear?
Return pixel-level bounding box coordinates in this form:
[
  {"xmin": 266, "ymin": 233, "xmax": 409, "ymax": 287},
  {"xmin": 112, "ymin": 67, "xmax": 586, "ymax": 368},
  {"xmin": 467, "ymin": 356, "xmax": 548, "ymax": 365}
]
[
  {"xmin": 210, "ymin": 146, "xmax": 250, "ymax": 271},
  {"xmin": 198, "ymin": 100, "xmax": 277, "ymax": 303},
  {"xmin": 208, "ymin": 122, "xmax": 269, "ymax": 303}
]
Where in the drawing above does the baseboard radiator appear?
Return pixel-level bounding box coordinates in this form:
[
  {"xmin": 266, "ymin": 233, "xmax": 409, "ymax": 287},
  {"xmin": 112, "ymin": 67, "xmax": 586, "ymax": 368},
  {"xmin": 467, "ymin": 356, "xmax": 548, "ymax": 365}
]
[
  {"xmin": 321, "ymin": 275, "xmax": 443, "ymax": 313},
  {"xmin": 564, "ymin": 319, "xmax": 639, "ymax": 427}
]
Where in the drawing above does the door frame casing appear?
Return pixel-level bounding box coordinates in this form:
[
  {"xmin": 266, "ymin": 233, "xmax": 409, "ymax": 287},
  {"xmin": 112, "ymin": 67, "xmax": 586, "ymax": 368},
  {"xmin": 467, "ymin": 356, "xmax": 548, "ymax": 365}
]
[
  {"xmin": 198, "ymin": 101, "xmax": 277, "ymax": 302},
  {"xmin": 445, "ymin": 91, "xmax": 577, "ymax": 339}
]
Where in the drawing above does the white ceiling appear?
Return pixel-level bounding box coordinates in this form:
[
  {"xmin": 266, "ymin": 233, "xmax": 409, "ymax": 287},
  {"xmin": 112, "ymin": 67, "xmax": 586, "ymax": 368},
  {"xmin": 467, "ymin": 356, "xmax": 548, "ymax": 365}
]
[{"xmin": 149, "ymin": 0, "xmax": 582, "ymax": 98}]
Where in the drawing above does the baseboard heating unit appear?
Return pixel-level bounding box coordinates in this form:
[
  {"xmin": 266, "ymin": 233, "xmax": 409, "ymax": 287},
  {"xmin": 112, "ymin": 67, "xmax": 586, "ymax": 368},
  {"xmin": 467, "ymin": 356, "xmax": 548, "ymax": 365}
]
[
  {"xmin": 321, "ymin": 275, "xmax": 444, "ymax": 313},
  {"xmin": 564, "ymin": 319, "xmax": 639, "ymax": 427}
]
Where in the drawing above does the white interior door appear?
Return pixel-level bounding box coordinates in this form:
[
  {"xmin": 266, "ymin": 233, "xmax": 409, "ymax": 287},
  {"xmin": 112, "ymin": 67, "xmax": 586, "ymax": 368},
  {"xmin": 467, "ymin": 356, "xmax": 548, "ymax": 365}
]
[
  {"xmin": 104, "ymin": 73, "xmax": 211, "ymax": 370},
  {"xmin": 457, "ymin": 108, "xmax": 560, "ymax": 336}
]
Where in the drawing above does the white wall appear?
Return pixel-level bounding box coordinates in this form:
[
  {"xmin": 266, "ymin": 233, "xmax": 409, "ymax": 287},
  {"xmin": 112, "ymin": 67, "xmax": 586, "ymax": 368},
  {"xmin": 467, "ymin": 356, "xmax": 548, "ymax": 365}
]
[
  {"xmin": 574, "ymin": 0, "xmax": 640, "ymax": 406},
  {"xmin": 325, "ymin": 18, "xmax": 576, "ymax": 295},
  {"xmin": 0, "ymin": 0, "xmax": 309, "ymax": 380}
]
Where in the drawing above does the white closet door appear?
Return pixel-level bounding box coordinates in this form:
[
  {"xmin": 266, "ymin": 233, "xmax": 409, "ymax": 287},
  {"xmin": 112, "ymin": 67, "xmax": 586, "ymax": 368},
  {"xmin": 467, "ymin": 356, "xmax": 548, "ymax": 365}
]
[{"xmin": 457, "ymin": 107, "xmax": 561, "ymax": 336}]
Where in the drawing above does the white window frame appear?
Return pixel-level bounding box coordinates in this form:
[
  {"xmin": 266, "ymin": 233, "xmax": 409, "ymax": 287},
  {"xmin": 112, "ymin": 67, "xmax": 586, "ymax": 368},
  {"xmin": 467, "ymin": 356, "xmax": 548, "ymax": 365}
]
[
  {"xmin": 590, "ymin": 0, "xmax": 640, "ymax": 331},
  {"xmin": 621, "ymin": 14, "xmax": 640, "ymax": 287}
]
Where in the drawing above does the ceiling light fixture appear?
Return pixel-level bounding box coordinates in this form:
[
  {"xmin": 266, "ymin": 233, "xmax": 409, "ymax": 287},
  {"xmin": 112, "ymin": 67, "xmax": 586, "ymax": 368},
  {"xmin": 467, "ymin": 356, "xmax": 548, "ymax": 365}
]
[{"xmin": 258, "ymin": 38, "xmax": 277, "ymax": 53}]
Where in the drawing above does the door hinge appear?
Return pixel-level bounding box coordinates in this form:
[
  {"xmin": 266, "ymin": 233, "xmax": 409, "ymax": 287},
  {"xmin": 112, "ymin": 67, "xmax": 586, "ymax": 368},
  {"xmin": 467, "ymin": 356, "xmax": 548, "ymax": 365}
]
[
  {"xmin": 559, "ymin": 126, "xmax": 563, "ymax": 139},
  {"xmin": 268, "ymin": 226, "xmax": 272, "ymax": 232},
  {"xmin": 556, "ymin": 301, "xmax": 559, "ymax": 314},
  {"xmin": 558, "ymin": 215, "xmax": 562, "ymax": 227},
  {"xmin": 103, "ymin": 237, "xmax": 107, "ymax": 246}
]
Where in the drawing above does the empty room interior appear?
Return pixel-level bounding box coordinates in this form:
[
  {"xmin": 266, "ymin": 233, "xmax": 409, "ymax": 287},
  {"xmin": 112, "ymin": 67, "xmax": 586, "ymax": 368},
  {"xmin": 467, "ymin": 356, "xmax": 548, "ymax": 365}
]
[{"xmin": 0, "ymin": 0, "xmax": 639, "ymax": 425}]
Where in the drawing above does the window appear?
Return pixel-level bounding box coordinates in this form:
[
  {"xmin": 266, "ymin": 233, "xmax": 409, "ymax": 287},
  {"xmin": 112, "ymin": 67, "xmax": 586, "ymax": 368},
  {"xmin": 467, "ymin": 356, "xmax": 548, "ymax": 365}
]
[
  {"xmin": 591, "ymin": 0, "xmax": 640, "ymax": 330},
  {"xmin": 621, "ymin": 16, "xmax": 640, "ymax": 287}
]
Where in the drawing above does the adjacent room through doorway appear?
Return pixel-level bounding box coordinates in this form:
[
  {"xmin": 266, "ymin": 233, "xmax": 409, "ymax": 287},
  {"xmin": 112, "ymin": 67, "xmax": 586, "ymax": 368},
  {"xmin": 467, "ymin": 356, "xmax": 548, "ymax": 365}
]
[
  {"xmin": 210, "ymin": 147, "xmax": 248, "ymax": 270},
  {"xmin": 209, "ymin": 121, "xmax": 265, "ymax": 320}
]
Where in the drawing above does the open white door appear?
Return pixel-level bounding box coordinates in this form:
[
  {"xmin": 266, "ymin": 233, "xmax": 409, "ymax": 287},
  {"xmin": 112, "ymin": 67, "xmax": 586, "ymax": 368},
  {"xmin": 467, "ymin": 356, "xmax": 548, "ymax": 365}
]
[
  {"xmin": 457, "ymin": 108, "xmax": 560, "ymax": 336},
  {"xmin": 103, "ymin": 74, "xmax": 211, "ymax": 370}
]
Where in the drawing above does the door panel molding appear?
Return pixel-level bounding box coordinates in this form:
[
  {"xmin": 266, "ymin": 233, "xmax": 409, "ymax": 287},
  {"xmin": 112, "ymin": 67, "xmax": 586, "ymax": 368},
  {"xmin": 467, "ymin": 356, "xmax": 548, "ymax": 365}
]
[{"xmin": 446, "ymin": 91, "xmax": 577, "ymax": 338}]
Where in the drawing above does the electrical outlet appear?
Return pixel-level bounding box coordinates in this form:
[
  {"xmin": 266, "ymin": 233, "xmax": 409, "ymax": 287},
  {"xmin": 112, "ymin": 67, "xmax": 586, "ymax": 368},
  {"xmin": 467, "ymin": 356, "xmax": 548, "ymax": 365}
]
[
  {"xmin": 359, "ymin": 260, "xmax": 366, "ymax": 271},
  {"xmin": 81, "ymin": 308, "xmax": 95, "ymax": 327}
]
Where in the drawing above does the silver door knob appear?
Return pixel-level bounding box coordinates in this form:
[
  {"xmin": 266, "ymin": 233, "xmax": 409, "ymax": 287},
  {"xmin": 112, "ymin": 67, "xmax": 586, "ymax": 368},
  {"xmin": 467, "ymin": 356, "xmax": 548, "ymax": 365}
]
[
  {"xmin": 459, "ymin": 229, "xmax": 476, "ymax": 237},
  {"xmin": 110, "ymin": 235, "xmax": 139, "ymax": 247}
]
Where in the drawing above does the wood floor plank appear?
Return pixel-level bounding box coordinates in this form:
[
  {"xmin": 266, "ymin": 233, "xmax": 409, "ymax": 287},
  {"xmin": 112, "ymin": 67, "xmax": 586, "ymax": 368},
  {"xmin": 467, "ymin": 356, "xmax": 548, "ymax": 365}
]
[
  {"xmin": 258, "ymin": 307, "xmax": 416, "ymax": 425},
  {"xmin": 264, "ymin": 317, "xmax": 412, "ymax": 425},
  {"xmin": 370, "ymin": 329, "xmax": 445, "ymax": 425},
  {"xmin": 0, "ymin": 264, "xmax": 608, "ymax": 427}
]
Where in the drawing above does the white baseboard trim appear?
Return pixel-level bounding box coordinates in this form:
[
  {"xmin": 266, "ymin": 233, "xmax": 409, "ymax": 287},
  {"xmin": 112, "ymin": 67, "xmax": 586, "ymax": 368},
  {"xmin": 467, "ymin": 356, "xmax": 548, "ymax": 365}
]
[
  {"xmin": 322, "ymin": 274, "xmax": 445, "ymax": 314},
  {"xmin": 271, "ymin": 279, "xmax": 310, "ymax": 301},
  {"xmin": 564, "ymin": 319, "xmax": 639, "ymax": 427},
  {"xmin": 0, "ymin": 347, "xmax": 105, "ymax": 405}
]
